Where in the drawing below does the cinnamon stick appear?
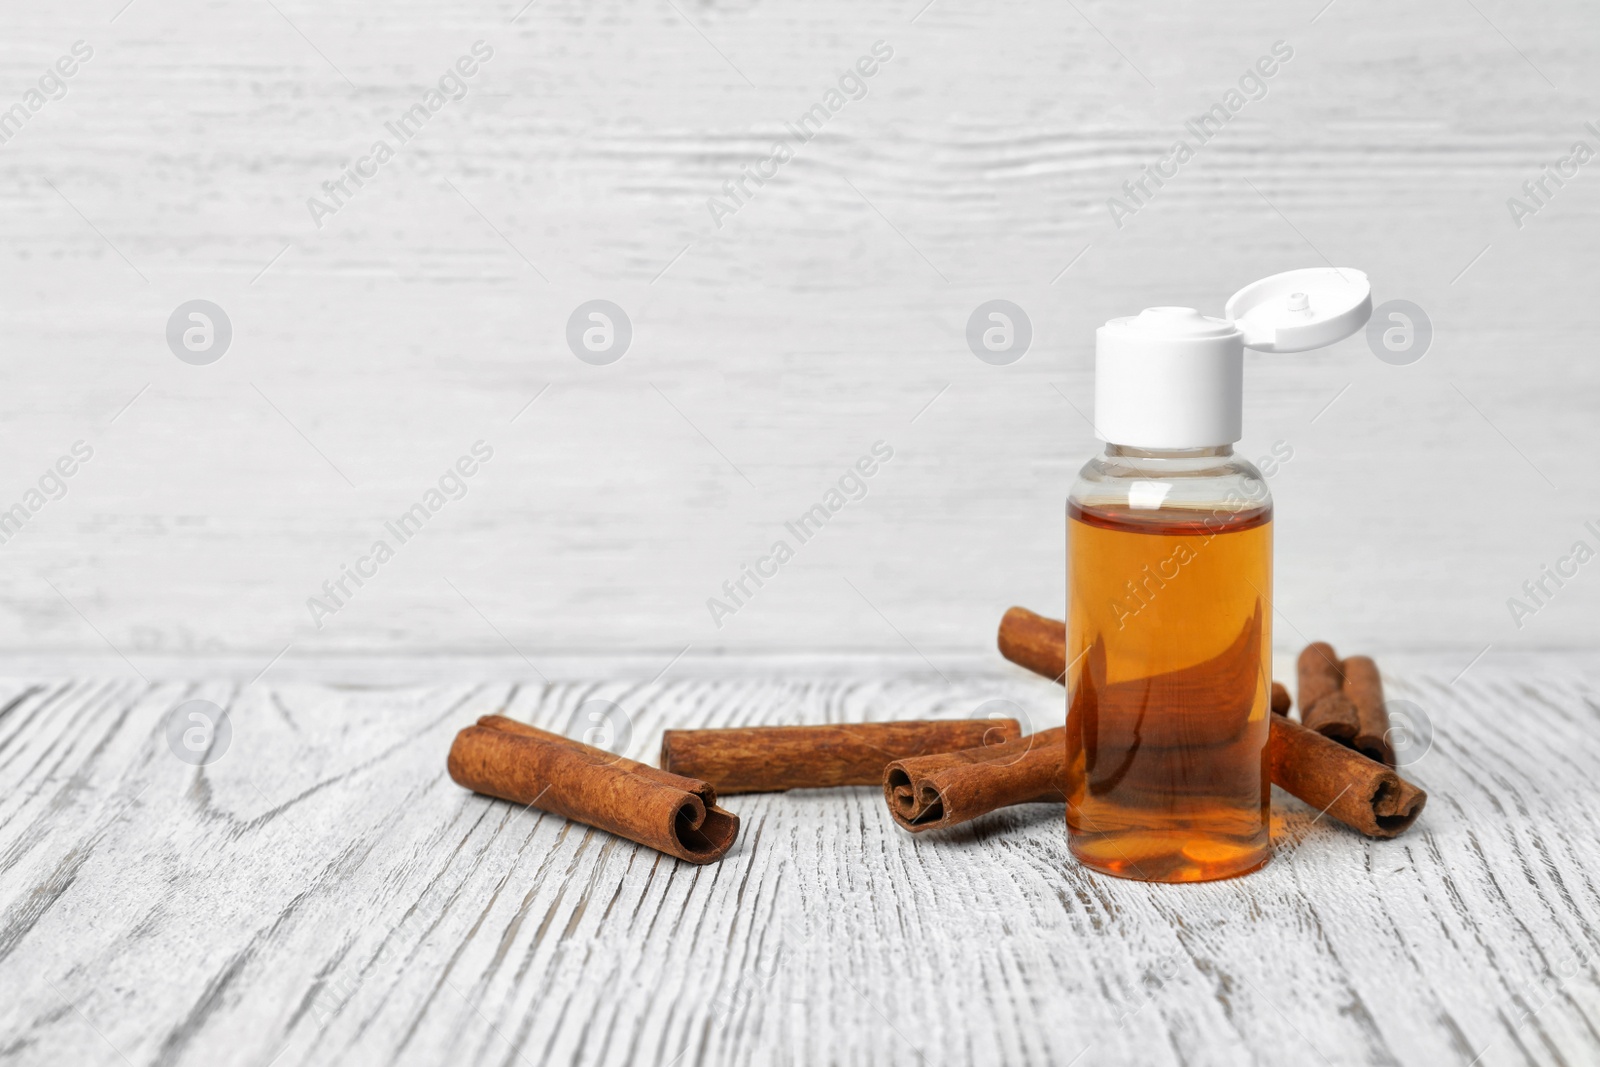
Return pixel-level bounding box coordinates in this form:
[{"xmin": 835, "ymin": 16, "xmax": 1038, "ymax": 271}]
[
  {"xmin": 1340, "ymin": 655, "xmax": 1394, "ymax": 766},
  {"xmin": 993, "ymin": 607, "xmax": 1426, "ymax": 838},
  {"xmin": 659, "ymin": 719, "xmax": 1020, "ymax": 793},
  {"xmin": 1268, "ymin": 713, "xmax": 1422, "ymax": 837},
  {"xmin": 1298, "ymin": 642, "xmax": 1359, "ymax": 742},
  {"xmin": 1271, "ymin": 681, "xmax": 1291, "ymax": 716},
  {"xmin": 448, "ymin": 715, "xmax": 739, "ymax": 863},
  {"xmin": 997, "ymin": 606, "xmax": 1068, "ymax": 682},
  {"xmin": 884, "ymin": 727, "xmax": 1066, "ymax": 832}
]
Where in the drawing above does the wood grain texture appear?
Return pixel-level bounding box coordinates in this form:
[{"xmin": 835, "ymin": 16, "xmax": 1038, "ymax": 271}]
[
  {"xmin": 0, "ymin": 1, "xmax": 1595, "ymax": 665},
  {"xmin": 5, "ymin": 662, "xmax": 1600, "ymax": 1066}
]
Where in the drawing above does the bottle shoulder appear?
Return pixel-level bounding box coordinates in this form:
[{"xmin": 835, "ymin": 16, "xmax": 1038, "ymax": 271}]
[{"xmin": 1068, "ymin": 449, "xmax": 1271, "ymax": 526}]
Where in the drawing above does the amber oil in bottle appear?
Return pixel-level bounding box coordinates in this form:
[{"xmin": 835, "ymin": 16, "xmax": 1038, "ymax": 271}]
[{"xmin": 1065, "ymin": 446, "xmax": 1273, "ymax": 882}]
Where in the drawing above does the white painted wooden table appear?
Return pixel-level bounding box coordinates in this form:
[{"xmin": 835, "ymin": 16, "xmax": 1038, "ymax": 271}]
[{"xmin": 5, "ymin": 659, "xmax": 1600, "ymax": 1067}]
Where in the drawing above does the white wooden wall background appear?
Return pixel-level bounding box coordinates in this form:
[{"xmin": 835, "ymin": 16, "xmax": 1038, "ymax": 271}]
[{"xmin": 0, "ymin": 0, "xmax": 1594, "ymax": 673}]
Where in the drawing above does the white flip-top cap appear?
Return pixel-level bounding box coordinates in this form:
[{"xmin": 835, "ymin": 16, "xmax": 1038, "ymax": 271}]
[{"xmin": 1094, "ymin": 268, "xmax": 1370, "ymax": 449}]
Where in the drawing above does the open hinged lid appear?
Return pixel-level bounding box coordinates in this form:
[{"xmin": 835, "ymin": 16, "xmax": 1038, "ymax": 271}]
[
  {"xmin": 1093, "ymin": 266, "xmax": 1372, "ymax": 448},
  {"xmin": 1224, "ymin": 267, "xmax": 1372, "ymax": 353}
]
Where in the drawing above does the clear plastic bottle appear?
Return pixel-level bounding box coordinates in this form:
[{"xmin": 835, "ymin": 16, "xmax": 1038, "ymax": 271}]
[
  {"xmin": 1065, "ymin": 444, "xmax": 1272, "ymax": 882},
  {"xmin": 1065, "ymin": 268, "xmax": 1371, "ymax": 883}
]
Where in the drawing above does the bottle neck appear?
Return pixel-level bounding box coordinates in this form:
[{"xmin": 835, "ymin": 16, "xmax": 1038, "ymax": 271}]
[{"xmin": 1105, "ymin": 444, "xmax": 1234, "ymax": 461}]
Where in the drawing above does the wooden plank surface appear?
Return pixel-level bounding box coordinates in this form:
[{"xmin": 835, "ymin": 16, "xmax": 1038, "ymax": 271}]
[{"xmin": 4, "ymin": 662, "xmax": 1600, "ymax": 1066}]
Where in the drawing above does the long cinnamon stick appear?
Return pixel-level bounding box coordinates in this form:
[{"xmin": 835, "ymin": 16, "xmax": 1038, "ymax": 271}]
[
  {"xmin": 1340, "ymin": 655, "xmax": 1394, "ymax": 767},
  {"xmin": 659, "ymin": 719, "xmax": 1019, "ymax": 794},
  {"xmin": 994, "ymin": 607, "xmax": 1426, "ymax": 839},
  {"xmin": 884, "ymin": 727, "xmax": 1066, "ymax": 831},
  {"xmin": 448, "ymin": 715, "xmax": 739, "ymax": 863},
  {"xmin": 1298, "ymin": 642, "xmax": 1359, "ymax": 742}
]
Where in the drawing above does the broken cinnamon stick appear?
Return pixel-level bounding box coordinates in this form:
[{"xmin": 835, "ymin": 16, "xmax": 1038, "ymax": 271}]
[
  {"xmin": 1298, "ymin": 642, "xmax": 1359, "ymax": 742},
  {"xmin": 884, "ymin": 727, "xmax": 1066, "ymax": 832},
  {"xmin": 1340, "ymin": 655, "xmax": 1394, "ymax": 767},
  {"xmin": 994, "ymin": 607, "xmax": 1426, "ymax": 838},
  {"xmin": 659, "ymin": 719, "xmax": 1019, "ymax": 794},
  {"xmin": 448, "ymin": 715, "xmax": 739, "ymax": 863}
]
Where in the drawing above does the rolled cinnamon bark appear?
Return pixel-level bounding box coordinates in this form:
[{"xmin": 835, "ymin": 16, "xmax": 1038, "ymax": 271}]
[
  {"xmin": 1296, "ymin": 642, "xmax": 1342, "ymax": 709},
  {"xmin": 884, "ymin": 727, "xmax": 1066, "ymax": 832},
  {"xmin": 1268, "ymin": 714, "xmax": 1422, "ymax": 836},
  {"xmin": 994, "ymin": 607, "xmax": 1427, "ymax": 839},
  {"xmin": 1298, "ymin": 642, "xmax": 1359, "ymax": 742},
  {"xmin": 1340, "ymin": 655, "xmax": 1394, "ymax": 766},
  {"xmin": 448, "ymin": 715, "xmax": 739, "ymax": 863},
  {"xmin": 1271, "ymin": 681, "xmax": 1291, "ymax": 716},
  {"xmin": 659, "ymin": 719, "xmax": 1020, "ymax": 794},
  {"xmin": 998, "ymin": 607, "xmax": 1069, "ymax": 682}
]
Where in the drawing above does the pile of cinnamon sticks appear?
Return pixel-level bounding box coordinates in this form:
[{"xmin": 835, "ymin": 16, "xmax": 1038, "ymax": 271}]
[
  {"xmin": 992, "ymin": 609, "xmax": 1427, "ymax": 839},
  {"xmin": 446, "ymin": 610, "xmax": 1427, "ymax": 865}
]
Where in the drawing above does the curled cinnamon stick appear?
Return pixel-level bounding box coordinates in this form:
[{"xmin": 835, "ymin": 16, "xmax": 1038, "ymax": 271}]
[
  {"xmin": 659, "ymin": 719, "xmax": 1019, "ymax": 794},
  {"xmin": 1271, "ymin": 681, "xmax": 1291, "ymax": 716},
  {"xmin": 994, "ymin": 607, "xmax": 1427, "ymax": 839},
  {"xmin": 1340, "ymin": 655, "xmax": 1394, "ymax": 767},
  {"xmin": 884, "ymin": 727, "xmax": 1065, "ymax": 832},
  {"xmin": 1269, "ymin": 714, "xmax": 1422, "ymax": 836},
  {"xmin": 1298, "ymin": 642, "xmax": 1359, "ymax": 742},
  {"xmin": 448, "ymin": 715, "xmax": 739, "ymax": 863}
]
